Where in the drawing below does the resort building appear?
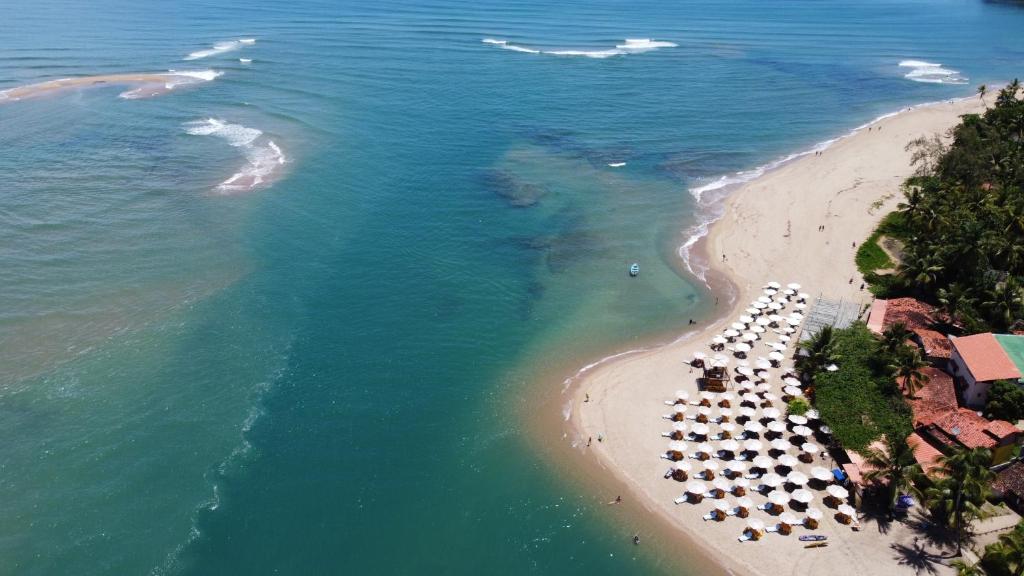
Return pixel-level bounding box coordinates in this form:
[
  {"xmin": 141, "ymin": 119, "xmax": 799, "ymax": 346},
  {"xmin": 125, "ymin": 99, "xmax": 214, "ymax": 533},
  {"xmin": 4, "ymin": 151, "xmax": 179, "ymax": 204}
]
[
  {"xmin": 949, "ymin": 333, "xmax": 1024, "ymax": 409},
  {"xmin": 994, "ymin": 461, "xmax": 1024, "ymax": 514}
]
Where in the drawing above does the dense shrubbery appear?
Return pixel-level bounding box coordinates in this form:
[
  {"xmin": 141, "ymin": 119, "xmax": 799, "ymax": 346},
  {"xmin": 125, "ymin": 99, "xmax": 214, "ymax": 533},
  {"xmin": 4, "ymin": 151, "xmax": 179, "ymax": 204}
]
[
  {"xmin": 985, "ymin": 379, "xmax": 1024, "ymax": 422},
  {"xmin": 868, "ymin": 82, "xmax": 1024, "ymax": 332},
  {"xmin": 806, "ymin": 322, "xmax": 913, "ymax": 452}
]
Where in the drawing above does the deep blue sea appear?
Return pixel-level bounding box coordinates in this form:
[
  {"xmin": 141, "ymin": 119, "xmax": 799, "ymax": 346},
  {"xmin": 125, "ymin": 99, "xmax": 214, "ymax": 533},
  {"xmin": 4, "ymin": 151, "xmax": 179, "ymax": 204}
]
[{"xmin": 2, "ymin": 1, "xmax": 1023, "ymax": 574}]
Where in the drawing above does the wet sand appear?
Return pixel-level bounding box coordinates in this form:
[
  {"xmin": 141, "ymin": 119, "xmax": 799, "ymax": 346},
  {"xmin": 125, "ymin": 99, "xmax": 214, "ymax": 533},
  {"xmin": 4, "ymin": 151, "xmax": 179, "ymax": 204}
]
[{"xmin": 0, "ymin": 71, "xmax": 220, "ymax": 102}]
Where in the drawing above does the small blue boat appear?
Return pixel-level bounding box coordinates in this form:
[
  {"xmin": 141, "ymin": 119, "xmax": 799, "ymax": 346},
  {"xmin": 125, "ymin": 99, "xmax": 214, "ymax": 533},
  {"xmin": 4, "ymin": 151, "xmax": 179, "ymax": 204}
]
[
  {"xmin": 799, "ymin": 535, "xmax": 827, "ymax": 542},
  {"xmin": 629, "ymin": 263, "xmax": 639, "ymax": 277}
]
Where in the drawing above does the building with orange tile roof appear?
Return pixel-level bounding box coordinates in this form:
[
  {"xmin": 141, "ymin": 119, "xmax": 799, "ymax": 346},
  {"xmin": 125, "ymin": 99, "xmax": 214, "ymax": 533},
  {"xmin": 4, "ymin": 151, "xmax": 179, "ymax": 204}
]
[
  {"xmin": 950, "ymin": 333, "xmax": 1023, "ymax": 408},
  {"xmin": 865, "ymin": 297, "xmax": 953, "ymax": 361}
]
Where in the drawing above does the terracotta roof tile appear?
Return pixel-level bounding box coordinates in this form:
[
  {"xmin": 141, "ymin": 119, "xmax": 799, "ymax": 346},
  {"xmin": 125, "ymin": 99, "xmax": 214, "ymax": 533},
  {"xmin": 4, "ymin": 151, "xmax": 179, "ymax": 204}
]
[
  {"xmin": 952, "ymin": 333, "xmax": 1022, "ymax": 382},
  {"xmin": 914, "ymin": 328, "xmax": 953, "ymax": 359},
  {"xmin": 994, "ymin": 461, "xmax": 1024, "ymax": 498},
  {"xmin": 907, "ymin": 432, "xmax": 944, "ymax": 474},
  {"xmin": 884, "ymin": 298, "xmax": 938, "ymax": 331},
  {"xmin": 930, "ymin": 408, "xmax": 1020, "ymax": 449},
  {"xmin": 908, "ymin": 368, "xmax": 958, "ymax": 427}
]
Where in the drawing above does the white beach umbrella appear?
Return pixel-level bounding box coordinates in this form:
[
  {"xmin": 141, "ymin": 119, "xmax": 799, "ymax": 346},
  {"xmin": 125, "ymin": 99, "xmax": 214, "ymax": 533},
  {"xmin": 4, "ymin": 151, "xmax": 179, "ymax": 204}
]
[
  {"xmin": 696, "ymin": 442, "xmax": 714, "ymax": 454},
  {"xmin": 778, "ymin": 454, "xmax": 800, "ymax": 468},
  {"xmin": 720, "ymin": 439, "xmax": 741, "ymax": 452},
  {"xmin": 726, "ymin": 460, "xmax": 747, "ymax": 473},
  {"xmin": 752, "ymin": 455, "xmax": 774, "ymax": 469},
  {"xmin": 827, "ymin": 485, "xmax": 849, "ymax": 499},
  {"xmin": 791, "ymin": 490, "xmax": 814, "ymax": 504},
  {"xmin": 672, "ymin": 422, "xmax": 689, "ymax": 433},
  {"xmin": 753, "ymin": 383, "xmax": 771, "ymax": 395},
  {"xmin": 756, "ymin": 317, "xmax": 772, "ymax": 326},
  {"xmin": 701, "ymin": 391, "xmax": 718, "ymax": 400},
  {"xmin": 693, "ymin": 351, "xmax": 707, "ymax": 360},
  {"xmin": 747, "ymin": 518, "xmax": 765, "ymax": 531},
  {"xmin": 805, "ymin": 409, "xmax": 820, "ymax": 420},
  {"xmin": 739, "ymin": 315, "xmax": 754, "ymax": 324},
  {"xmin": 778, "ymin": 334, "xmax": 791, "ymax": 342},
  {"xmin": 718, "ymin": 408, "xmax": 734, "ymax": 419},
  {"xmin": 713, "ymin": 498, "xmax": 733, "ymax": 511},
  {"xmin": 736, "ymin": 366, "xmax": 754, "ymax": 376},
  {"xmin": 763, "ymin": 407, "xmax": 782, "ymax": 420},
  {"xmin": 767, "ymin": 421, "xmax": 787, "ymax": 433},
  {"xmin": 768, "ymin": 302, "xmax": 784, "ymax": 311},
  {"xmin": 731, "ymin": 322, "xmax": 747, "ymax": 331},
  {"xmin": 703, "ymin": 460, "xmax": 720, "ymax": 472},
  {"xmin": 755, "ymin": 370, "xmax": 770, "ymax": 380},
  {"xmin": 737, "ymin": 359, "xmax": 750, "ymax": 367},
  {"xmin": 744, "ymin": 422, "xmax": 764, "ymax": 435},
  {"xmin": 755, "ymin": 358, "xmax": 772, "ymax": 370},
  {"xmin": 797, "ymin": 291, "xmax": 809, "ymax": 299},
  {"xmin": 697, "ymin": 406, "xmax": 713, "ymax": 416},
  {"xmin": 687, "ymin": 481, "xmax": 708, "ymax": 495},
  {"xmin": 779, "ymin": 512, "xmax": 800, "ymax": 526},
  {"xmin": 712, "ymin": 477, "xmax": 732, "ymax": 492},
  {"xmin": 810, "ymin": 467, "xmax": 832, "ymax": 482},
  {"xmin": 782, "ymin": 327, "xmax": 796, "ymax": 334},
  {"xmin": 669, "ymin": 441, "xmax": 688, "ymax": 452},
  {"xmin": 783, "ymin": 289, "xmax": 796, "ymax": 296},
  {"xmin": 743, "ymin": 439, "xmax": 763, "ymax": 452},
  {"xmin": 742, "ymin": 333, "xmax": 758, "ymax": 342},
  {"xmin": 767, "ymin": 281, "xmax": 782, "ymax": 289},
  {"xmin": 783, "ymin": 386, "xmax": 803, "ymax": 397},
  {"xmin": 735, "ymin": 342, "xmax": 752, "ymax": 353},
  {"xmin": 723, "ymin": 329, "xmax": 740, "ymax": 338},
  {"xmin": 768, "ymin": 491, "xmax": 791, "ymax": 506},
  {"xmin": 768, "ymin": 351, "xmax": 785, "ymax": 361},
  {"xmin": 783, "ymin": 377, "xmax": 802, "ymax": 388},
  {"xmin": 764, "ymin": 288, "xmax": 777, "ymax": 296},
  {"xmin": 838, "ymin": 504, "xmax": 857, "ymax": 517},
  {"xmin": 795, "ymin": 303, "xmax": 807, "ymax": 310},
  {"xmin": 761, "ymin": 473, "xmax": 784, "ymax": 487},
  {"xmin": 674, "ymin": 404, "xmax": 688, "ymax": 415},
  {"xmin": 719, "ymin": 422, "xmax": 736, "ymax": 433},
  {"xmin": 732, "ymin": 476, "xmax": 751, "ymax": 488},
  {"xmin": 757, "ymin": 296, "xmax": 772, "ymax": 304},
  {"xmin": 745, "ymin": 307, "xmax": 760, "ymax": 316},
  {"xmin": 763, "ymin": 393, "xmax": 778, "ymax": 402},
  {"xmin": 750, "ymin": 325, "xmax": 766, "ymax": 334},
  {"xmin": 768, "ymin": 314, "xmax": 783, "ymax": 322},
  {"xmin": 674, "ymin": 460, "xmax": 693, "ymax": 472},
  {"xmin": 770, "ymin": 438, "xmax": 792, "ymax": 451},
  {"xmin": 712, "ymin": 335, "xmax": 728, "ymax": 345},
  {"xmin": 787, "ymin": 414, "xmax": 808, "ymax": 426},
  {"xmin": 737, "ymin": 496, "xmax": 755, "ymax": 509},
  {"xmin": 802, "ymin": 443, "xmax": 820, "ymax": 455},
  {"xmin": 691, "ymin": 423, "xmax": 710, "ymax": 436},
  {"xmin": 769, "ymin": 342, "xmax": 787, "ymax": 351},
  {"xmin": 752, "ymin": 301, "xmax": 768, "ymax": 310},
  {"xmin": 741, "ymin": 393, "xmax": 759, "ymax": 403},
  {"xmin": 805, "ymin": 507, "xmax": 823, "ymax": 520},
  {"xmin": 738, "ymin": 407, "xmax": 756, "ymax": 418},
  {"xmin": 675, "ymin": 390, "xmax": 691, "ymax": 402},
  {"xmin": 784, "ymin": 317, "xmax": 800, "ymax": 326},
  {"xmin": 720, "ymin": 392, "xmax": 735, "ymax": 402},
  {"xmin": 787, "ymin": 283, "xmax": 801, "ymax": 290},
  {"xmin": 792, "ymin": 425, "xmax": 813, "ymax": 438},
  {"xmin": 787, "ymin": 471, "xmax": 809, "ymax": 486},
  {"xmin": 826, "ymin": 364, "xmax": 839, "ymax": 372}
]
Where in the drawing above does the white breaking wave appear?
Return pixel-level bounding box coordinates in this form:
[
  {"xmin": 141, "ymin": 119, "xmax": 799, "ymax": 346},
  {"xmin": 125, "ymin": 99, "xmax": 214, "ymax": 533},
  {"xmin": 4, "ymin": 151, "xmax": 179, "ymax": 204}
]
[
  {"xmin": 185, "ymin": 38, "xmax": 256, "ymax": 61},
  {"xmin": 899, "ymin": 59, "xmax": 968, "ymax": 85},
  {"xmin": 482, "ymin": 37, "xmax": 677, "ymax": 58},
  {"xmin": 118, "ymin": 69, "xmax": 223, "ymax": 99},
  {"xmin": 183, "ymin": 118, "xmax": 286, "ymax": 192}
]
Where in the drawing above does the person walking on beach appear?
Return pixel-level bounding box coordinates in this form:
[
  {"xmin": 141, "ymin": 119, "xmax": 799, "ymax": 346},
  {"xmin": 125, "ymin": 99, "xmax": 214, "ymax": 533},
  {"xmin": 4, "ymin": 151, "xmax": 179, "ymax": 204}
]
[{"xmin": 633, "ymin": 534, "xmax": 640, "ymax": 546}]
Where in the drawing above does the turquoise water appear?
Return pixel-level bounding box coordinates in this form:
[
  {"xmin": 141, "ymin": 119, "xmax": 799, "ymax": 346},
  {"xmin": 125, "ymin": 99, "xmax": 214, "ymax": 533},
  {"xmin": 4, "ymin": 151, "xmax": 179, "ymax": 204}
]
[{"xmin": 2, "ymin": 1, "xmax": 1023, "ymax": 574}]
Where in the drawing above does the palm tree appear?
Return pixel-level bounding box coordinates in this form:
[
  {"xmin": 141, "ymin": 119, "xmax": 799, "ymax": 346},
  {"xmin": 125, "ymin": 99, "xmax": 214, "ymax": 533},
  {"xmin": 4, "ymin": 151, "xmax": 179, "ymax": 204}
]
[
  {"xmin": 985, "ymin": 521, "xmax": 1024, "ymax": 576},
  {"xmin": 950, "ymin": 558, "xmax": 983, "ymax": 576},
  {"xmin": 981, "ymin": 277, "xmax": 1024, "ymax": 332},
  {"xmin": 880, "ymin": 321, "xmax": 913, "ymax": 357},
  {"xmin": 888, "ymin": 346, "xmax": 930, "ymax": 398},
  {"xmin": 925, "ymin": 448, "xmax": 994, "ymax": 556},
  {"xmin": 862, "ymin": 435, "xmax": 922, "ymax": 516},
  {"xmin": 898, "ymin": 186, "xmax": 926, "ymax": 224},
  {"xmin": 978, "ymin": 84, "xmax": 988, "ymax": 103},
  {"xmin": 797, "ymin": 326, "xmax": 836, "ymax": 380},
  {"xmin": 937, "ymin": 283, "xmax": 977, "ymax": 327}
]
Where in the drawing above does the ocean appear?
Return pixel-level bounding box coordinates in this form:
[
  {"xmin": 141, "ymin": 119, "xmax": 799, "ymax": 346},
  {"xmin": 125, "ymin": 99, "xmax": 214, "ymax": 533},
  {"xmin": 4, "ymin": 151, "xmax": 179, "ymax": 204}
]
[{"xmin": 1, "ymin": 0, "xmax": 1023, "ymax": 573}]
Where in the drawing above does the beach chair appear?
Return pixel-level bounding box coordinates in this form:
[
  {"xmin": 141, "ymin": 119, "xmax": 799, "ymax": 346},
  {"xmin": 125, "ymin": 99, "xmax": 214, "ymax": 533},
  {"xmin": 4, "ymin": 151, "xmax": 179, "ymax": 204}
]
[
  {"xmin": 702, "ymin": 513, "xmax": 716, "ymax": 521},
  {"xmin": 765, "ymin": 525, "xmax": 779, "ymax": 533},
  {"xmin": 737, "ymin": 532, "xmax": 752, "ymax": 542},
  {"xmin": 673, "ymin": 496, "xmax": 688, "ymax": 505}
]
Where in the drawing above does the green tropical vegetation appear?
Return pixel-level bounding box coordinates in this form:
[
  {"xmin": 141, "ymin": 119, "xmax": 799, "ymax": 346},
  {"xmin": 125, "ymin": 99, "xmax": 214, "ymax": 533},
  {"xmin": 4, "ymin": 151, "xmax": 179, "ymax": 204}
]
[
  {"xmin": 924, "ymin": 447, "xmax": 995, "ymax": 556},
  {"xmin": 786, "ymin": 396, "xmax": 810, "ymax": 415},
  {"xmin": 986, "ymin": 379, "xmax": 1024, "ymax": 422},
  {"xmin": 855, "ymin": 211, "xmax": 903, "ymax": 276},
  {"xmin": 861, "ymin": 435, "xmax": 922, "ymax": 516},
  {"xmin": 983, "ymin": 519, "xmax": 1024, "ymax": 576},
  {"xmin": 862, "ymin": 81, "xmax": 1024, "ymax": 332},
  {"xmin": 801, "ymin": 322, "xmax": 912, "ymax": 452}
]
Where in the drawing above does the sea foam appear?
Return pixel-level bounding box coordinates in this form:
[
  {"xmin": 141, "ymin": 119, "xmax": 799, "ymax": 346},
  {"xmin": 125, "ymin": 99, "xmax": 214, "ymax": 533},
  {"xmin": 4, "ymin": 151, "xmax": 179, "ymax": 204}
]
[
  {"xmin": 185, "ymin": 38, "xmax": 256, "ymax": 61},
  {"xmin": 115, "ymin": 69, "xmax": 222, "ymax": 99},
  {"xmin": 898, "ymin": 59, "xmax": 968, "ymax": 85},
  {"xmin": 184, "ymin": 118, "xmax": 286, "ymax": 192},
  {"xmin": 482, "ymin": 38, "xmax": 676, "ymax": 58}
]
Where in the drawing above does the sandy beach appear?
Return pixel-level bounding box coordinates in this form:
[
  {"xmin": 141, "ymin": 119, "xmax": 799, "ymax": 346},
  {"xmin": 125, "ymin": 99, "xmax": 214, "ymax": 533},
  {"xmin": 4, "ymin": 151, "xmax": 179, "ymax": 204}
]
[
  {"xmin": 570, "ymin": 96, "xmax": 989, "ymax": 576},
  {"xmin": 0, "ymin": 70, "xmax": 221, "ymax": 102}
]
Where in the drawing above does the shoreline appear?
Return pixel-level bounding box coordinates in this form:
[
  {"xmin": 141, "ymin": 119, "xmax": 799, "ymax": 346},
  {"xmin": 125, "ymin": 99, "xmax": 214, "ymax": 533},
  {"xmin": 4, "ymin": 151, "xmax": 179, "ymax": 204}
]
[
  {"xmin": 538, "ymin": 94, "xmax": 989, "ymax": 575},
  {"xmin": 0, "ymin": 71, "xmax": 222, "ymax": 102}
]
